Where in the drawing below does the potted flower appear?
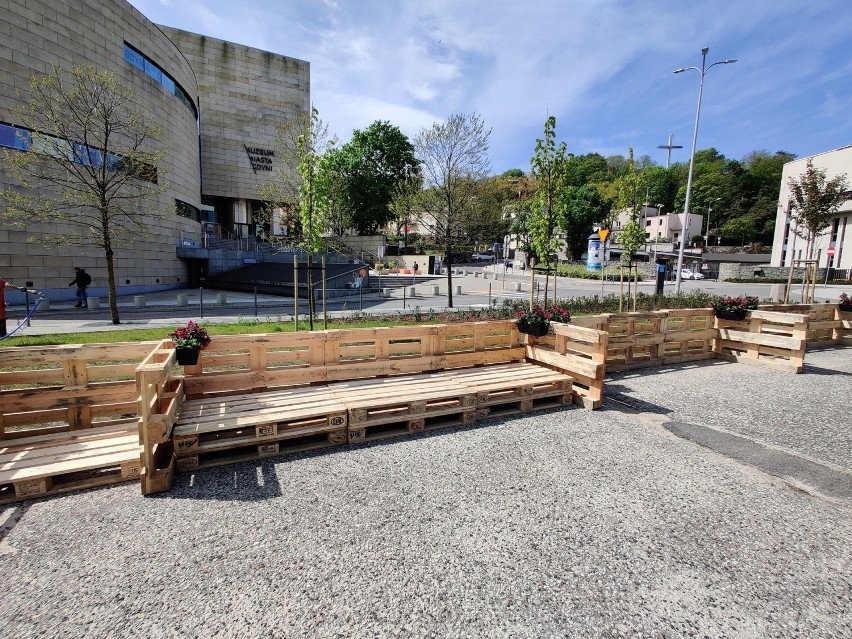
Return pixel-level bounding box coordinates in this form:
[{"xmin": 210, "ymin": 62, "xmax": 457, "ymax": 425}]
[
  {"xmin": 515, "ymin": 304, "xmax": 570, "ymax": 337},
  {"xmin": 839, "ymin": 293, "xmax": 852, "ymax": 313},
  {"xmin": 169, "ymin": 320, "xmax": 211, "ymax": 365},
  {"xmin": 710, "ymin": 295, "xmax": 759, "ymax": 321}
]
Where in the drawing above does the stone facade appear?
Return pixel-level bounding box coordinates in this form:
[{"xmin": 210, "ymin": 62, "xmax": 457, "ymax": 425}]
[{"xmin": 158, "ymin": 27, "xmax": 310, "ymax": 203}]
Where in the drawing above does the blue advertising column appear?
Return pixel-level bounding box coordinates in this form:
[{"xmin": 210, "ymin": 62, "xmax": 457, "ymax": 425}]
[
  {"xmin": 586, "ymin": 234, "xmax": 602, "ymax": 271},
  {"xmin": 655, "ymin": 257, "xmax": 667, "ymax": 294}
]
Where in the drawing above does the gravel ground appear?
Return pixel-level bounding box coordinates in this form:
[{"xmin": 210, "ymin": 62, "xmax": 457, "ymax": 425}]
[
  {"xmin": 607, "ymin": 346, "xmax": 852, "ymax": 472},
  {"xmin": 1, "ymin": 350, "xmax": 851, "ymax": 638}
]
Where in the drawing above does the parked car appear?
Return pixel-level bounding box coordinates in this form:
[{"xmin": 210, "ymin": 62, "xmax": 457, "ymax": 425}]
[
  {"xmin": 680, "ymin": 269, "xmax": 704, "ymax": 280},
  {"xmin": 471, "ymin": 252, "xmax": 495, "ymax": 262}
]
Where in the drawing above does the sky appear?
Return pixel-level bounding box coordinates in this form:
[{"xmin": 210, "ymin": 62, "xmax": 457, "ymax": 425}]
[{"xmin": 129, "ymin": 0, "xmax": 852, "ymax": 175}]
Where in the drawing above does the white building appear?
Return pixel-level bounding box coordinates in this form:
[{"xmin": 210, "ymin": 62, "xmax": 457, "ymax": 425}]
[
  {"xmin": 772, "ymin": 145, "xmax": 852, "ymax": 271},
  {"xmin": 613, "ymin": 206, "xmax": 703, "ymax": 245}
]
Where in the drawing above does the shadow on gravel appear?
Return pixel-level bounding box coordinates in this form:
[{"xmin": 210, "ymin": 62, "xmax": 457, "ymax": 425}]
[
  {"xmin": 603, "ymin": 384, "xmax": 673, "ymax": 415},
  {"xmin": 803, "ymin": 364, "xmax": 852, "ymax": 377}
]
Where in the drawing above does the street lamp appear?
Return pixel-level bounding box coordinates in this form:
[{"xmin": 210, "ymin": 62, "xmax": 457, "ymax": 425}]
[
  {"xmin": 705, "ymin": 197, "xmax": 721, "ymax": 247},
  {"xmin": 673, "ymin": 47, "xmax": 737, "ymax": 293}
]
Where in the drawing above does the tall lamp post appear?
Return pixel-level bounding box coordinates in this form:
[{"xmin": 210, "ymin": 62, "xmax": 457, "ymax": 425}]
[{"xmin": 673, "ymin": 47, "xmax": 737, "ymax": 293}]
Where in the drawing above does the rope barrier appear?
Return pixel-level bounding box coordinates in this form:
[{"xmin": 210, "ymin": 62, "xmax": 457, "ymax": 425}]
[{"xmin": 0, "ymin": 289, "xmax": 45, "ymax": 340}]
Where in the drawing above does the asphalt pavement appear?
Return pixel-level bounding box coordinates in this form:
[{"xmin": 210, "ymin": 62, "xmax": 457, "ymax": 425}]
[{"xmin": 2, "ymin": 265, "xmax": 847, "ymax": 337}]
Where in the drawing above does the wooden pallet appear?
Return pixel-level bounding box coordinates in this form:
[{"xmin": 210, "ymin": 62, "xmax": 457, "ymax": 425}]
[
  {"xmin": 173, "ymin": 386, "xmax": 348, "ymax": 471},
  {"xmin": 329, "ymin": 372, "xmax": 478, "ymax": 441},
  {"xmin": 344, "ymin": 405, "xmax": 481, "ymax": 443},
  {"xmin": 0, "ymin": 425, "xmax": 141, "ymax": 504},
  {"xmin": 434, "ymin": 362, "xmax": 572, "ymax": 410}
]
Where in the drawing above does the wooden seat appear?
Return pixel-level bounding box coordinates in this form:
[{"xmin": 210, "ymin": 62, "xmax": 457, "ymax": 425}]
[
  {"xmin": 173, "ymin": 385, "xmax": 349, "ymax": 471},
  {"xmin": 0, "ymin": 425, "xmax": 141, "ymax": 503}
]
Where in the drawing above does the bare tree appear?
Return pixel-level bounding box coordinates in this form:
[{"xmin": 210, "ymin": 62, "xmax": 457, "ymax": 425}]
[
  {"xmin": 414, "ymin": 113, "xmax": 491, "ymax": 307},
  {"xmin": 1, "ymin": 66, "xmax": 167, "ymax": 324}
]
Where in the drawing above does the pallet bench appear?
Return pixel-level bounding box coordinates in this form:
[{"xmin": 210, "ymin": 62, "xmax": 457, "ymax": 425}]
[
  {"xmin": 0, "ymin": 342, "xmax": 157, "ymax": 504},
  {"xmin": 137, "ymin": 320, "xmax": 608, "ymax": 494},
  {"xmin": 0, "ymin": 423, "xmax": 140, "ymax": 503}
]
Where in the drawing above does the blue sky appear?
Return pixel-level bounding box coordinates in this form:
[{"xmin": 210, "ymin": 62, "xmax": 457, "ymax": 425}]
[{"xmin": 130, "ymin": 0, "xmax": 852, "ymax": 174}]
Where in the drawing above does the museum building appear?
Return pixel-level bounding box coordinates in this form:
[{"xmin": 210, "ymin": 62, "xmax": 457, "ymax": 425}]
[{"xmin": 0, "ymin": 0, "xmax": 309, "ymax": 301}]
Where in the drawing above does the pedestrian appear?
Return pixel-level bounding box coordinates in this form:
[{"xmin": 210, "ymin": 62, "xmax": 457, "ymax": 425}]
[
  {"xmin": 413, "ymin": 262, "xmax": 418, "ymax": 274},
  {"xmin": 69, "ymin": 267, "xmax": 91, "ymax": 308}
]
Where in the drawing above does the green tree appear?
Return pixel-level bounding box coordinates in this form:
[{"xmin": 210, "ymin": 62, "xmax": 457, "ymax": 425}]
[
  {"xmin": 720, "ymin": 216, "xmax": 757, "ymax": 248},
  {"xmin": 334, "ymin": 121, "xmax": 419, "ymax": 235},
  {"xmin": 1, "ymin": 66, "xmax": 167, "ymax": 325},
  {"xmin": 530, "ymin": 116, "xmax": 569, "ymax": 301},
  {"xmin": 787, "ymin": 159, "xmax": 849, "ymax": 259},
  {"xmin": 259, "ymin": 106, "xmax": 336, "ymax": 327},
  {"xmin": 508, "ymin": 200, "xmax": 535, "ymax": 266},
  {"xmin": 559, "ymin": 185, "xmax": 612, "ymax": 260},
  {"xmin": 414, "ymin": 113, "xmax": 491, "ymax": 307}
]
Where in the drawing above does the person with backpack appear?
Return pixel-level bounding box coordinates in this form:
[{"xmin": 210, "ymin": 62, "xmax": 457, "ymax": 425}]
[{"xmin": 69, "ymin": 267, "xmax": 92, "ymax": 308}]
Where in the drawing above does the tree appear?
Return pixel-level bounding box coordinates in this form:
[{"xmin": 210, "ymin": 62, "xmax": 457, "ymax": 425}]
[
  {"xmin": 259, "ymin": 106, "xmax": 337, "ymax": 327},
  {"xmin": 508, "ymin": 200, "xmax": 535, "ymax": 265},
  {"xmin": 334, "ymin": 121, "xmax": 419, "ymax": 235},
  {"xmin": 786, "ymin": 159, "xmax": 849, "ymax": 259},
  {"xmin": 559, "ymin": 185, "xmax": 612, "ymax": 261},
  {"xmin": 530, "ymin": 116, "xmax": 569, "ymax": 302},
  {"xmin": 1, "ymin": 66, "xmax": 167, "ymax": 324},
  {"xmin": 413, "ymin": 113, "xmax": 491, "ymax": 307},
  {"xmin": 720, "ymin": 216, "xmax": 757, "ymax": 248}
]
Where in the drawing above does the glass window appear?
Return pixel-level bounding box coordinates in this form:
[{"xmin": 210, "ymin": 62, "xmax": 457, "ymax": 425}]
[
  {"xmin": 0, "ymin": 123, "xmax": 31, "ymax": 150},
  {"xmin": 160, "ymin": 74, "xmax": 175, "ymax": 93},
  {"xmin": 123, "ymin": 44, "xmax": 145, "ymax": 71},
  {"xmin": 144, "ymin": 59, "xmax": 162, "ymax": 84},
  {"xmin": 124, "ymin": 42, "xmax": 197, "ymax": 120}
]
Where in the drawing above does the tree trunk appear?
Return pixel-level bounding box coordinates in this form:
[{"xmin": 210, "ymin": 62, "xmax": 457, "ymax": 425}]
[{"xmin": 102, "ymin": 209, "xmax": 120, "ymax": 325}]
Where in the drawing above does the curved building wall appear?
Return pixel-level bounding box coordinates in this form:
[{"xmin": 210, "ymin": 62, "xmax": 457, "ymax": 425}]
[
  {"xmin": 0, "ymin": 0, "xmax": 202, "ymax": 300},
  {"xmin": 158, "ymin": 27, "xmax": 310, "ymax": 203}
]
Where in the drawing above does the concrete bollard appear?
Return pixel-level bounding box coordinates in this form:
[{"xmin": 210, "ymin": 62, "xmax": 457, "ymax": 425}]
[
  {"xmin": 483, "ymin": 272, "xmax": 490, "ymax": 279},
  {"xmin": 87, "ymin": 296, "xmax": 100, "ymax": 310},
  {"xmin": 133, "ymin": 295, "xmax": 146, "ymax": 308},
  {"xmin": 432, "ymin": 285, "xmax": 440, "ymax": 296},
  {"xmin": 216, "ymin": 292, "xmax": 227, "ymax": 305},
  {"xmin": 455, "ymin": 285, "xmax": 462, "ymax": 295},
  {"xmin": 474, "ymin": 272, "xmax": 481, "ymax": 278},
  {"xmin": 38, "ymin": 298, "xmax": 50, "ymax": 311},
  {"xmin": 408, "ymin": 286, "xmax": 416, "ymax": 297},
  {"xmin": 515, "ymin": 282, "xmax": 523, "ymax": 292},
  {"xmin": 770, "ymin": 283, "xmax": 787, "ymax": 302},
  {"xmin": 176, "ymin": 293, "xmax": 188, "ymax": 306},
  {"xmin": 381, "ymin": 288, "xmax": 390, "ymax": 298}
]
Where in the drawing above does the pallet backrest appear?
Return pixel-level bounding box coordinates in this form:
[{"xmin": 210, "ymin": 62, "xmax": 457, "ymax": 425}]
[
  {"xmin": 180, "ymin": 321, "xmax": 525, "ymax": 400},
  {"xmin": 0, "ymin": 341, "xmax": 159, "ymax": 440}
]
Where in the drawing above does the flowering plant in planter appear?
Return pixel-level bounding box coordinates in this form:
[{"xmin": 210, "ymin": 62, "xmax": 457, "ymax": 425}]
[
  {"xmin": 710, "ymin": 295, "xmax": 759, "ymax": 313},
  {"xmin": 169, "ymin": 320, "xmax": 211, "ymax": 349},
  {"xmin": 514, "ymin": 304, "xmax": 570, "ymax": 335}
]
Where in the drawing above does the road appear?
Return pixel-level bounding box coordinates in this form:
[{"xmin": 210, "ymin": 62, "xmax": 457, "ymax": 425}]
[{"xmin": 2, "ymin": 263, "xmax": 845, "ymax": 337}]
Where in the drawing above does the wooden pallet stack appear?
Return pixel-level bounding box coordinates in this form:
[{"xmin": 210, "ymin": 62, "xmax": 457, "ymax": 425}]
[
  {"xmin": 0, "ymin": 342, "xmax": 152, "ymax": 503},
  {"xmin": 714, "ymin": 310, "xmax": 809, "ymax": 373}
]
